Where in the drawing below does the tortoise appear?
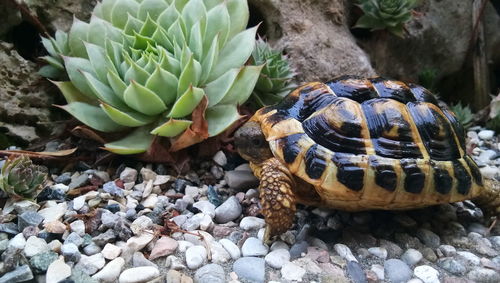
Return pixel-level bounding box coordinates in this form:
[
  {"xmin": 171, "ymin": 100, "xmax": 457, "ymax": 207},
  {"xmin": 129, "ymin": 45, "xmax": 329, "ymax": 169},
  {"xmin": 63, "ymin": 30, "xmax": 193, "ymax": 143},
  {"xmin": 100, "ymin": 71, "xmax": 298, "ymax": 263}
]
[{"xmin": 234, "ymin": 76, "xmax": 500, "ymax": 242}]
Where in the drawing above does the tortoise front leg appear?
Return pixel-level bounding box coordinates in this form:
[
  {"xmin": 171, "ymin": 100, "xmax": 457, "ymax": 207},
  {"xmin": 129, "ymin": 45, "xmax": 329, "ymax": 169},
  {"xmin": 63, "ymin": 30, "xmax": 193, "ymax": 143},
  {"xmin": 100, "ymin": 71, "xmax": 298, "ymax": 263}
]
[{"xmin": 257, "ymin": 158, "xmax": 297, "ymax": 243}]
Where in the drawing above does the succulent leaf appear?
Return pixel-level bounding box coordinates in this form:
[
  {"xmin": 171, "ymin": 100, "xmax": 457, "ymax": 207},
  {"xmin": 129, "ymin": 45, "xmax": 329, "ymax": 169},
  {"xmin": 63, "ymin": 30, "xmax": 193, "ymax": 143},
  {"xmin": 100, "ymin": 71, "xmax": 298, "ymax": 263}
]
[
  {"xmin": 0, "ymin": 156, "xmax": 47, "ymax": 200},
  {"xmin": 40, "ymin": 0, "xmax": 261, "ymax": 154}
]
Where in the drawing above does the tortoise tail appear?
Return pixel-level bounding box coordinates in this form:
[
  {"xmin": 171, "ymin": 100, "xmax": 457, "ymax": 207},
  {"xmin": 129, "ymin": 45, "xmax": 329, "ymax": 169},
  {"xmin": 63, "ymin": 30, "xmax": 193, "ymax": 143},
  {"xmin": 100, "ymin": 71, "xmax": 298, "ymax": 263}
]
[{"xmin": 473, "ymin": 178, "xmax": 500, "ymax": 215}]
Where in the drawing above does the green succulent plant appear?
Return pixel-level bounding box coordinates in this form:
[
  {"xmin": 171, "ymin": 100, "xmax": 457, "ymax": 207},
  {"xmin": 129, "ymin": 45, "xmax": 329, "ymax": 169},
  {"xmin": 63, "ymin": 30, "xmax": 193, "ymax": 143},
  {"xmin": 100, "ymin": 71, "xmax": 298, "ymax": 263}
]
[
  {"xmin": 0, "ymin": 155, "xmax": 47, "ymax": 200},
  {"xmin": 40, "ymin": 0, "xmax": 262, "ymax": 154},
  {"xmin": 248, "ymin": 38, "xmax": 295, "ymax": 108},
  {"xmin": 354, "ymin": 0, "xmax": 417, "ymax": 37},
  {"xmin": 417, "ymin": 68, "xmax": 438, "ymax": 92},
  {"xmin": 450, "ymin": 103, "xmax": 474, "ymax": 130}
]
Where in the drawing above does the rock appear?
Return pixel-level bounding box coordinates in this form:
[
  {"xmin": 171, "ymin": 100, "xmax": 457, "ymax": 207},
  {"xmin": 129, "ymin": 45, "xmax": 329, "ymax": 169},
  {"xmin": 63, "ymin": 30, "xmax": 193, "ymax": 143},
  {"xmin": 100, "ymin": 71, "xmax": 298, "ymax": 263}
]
[
  {"xmin": 456, "ymin": 251, "xmax": 481, "ymax": 266},
  {"xmin": 402, "ymin": 249, "xmax": 423, "ymax": 266},
  {"xmin": 0, "ymin": 223, "xmax": 19, "ymax": 235},
  {"xmin": 72, "ymin": 195, "xmax": 86, "ymax": 211},
  {"xmin": 29, "ymin": 251, "xmax": 58, "ymax": 274},
  {"xmin": 61, "ymin": 243, "xmax": 81, "ymax": 262},
  {"xmin": 24, "ymin": 236, "xmax": 49, "ymax": 257},
  {"xmin": 101, "ymin": 243, "xmax": 121, "ymax": 260},
  {"xmin": 185, "ymin": 245, "xmax": 207, "ymax": 269},
  {"xmin": 478, "ymin": 130, "xmax": 495, "ymax": 140},
  {"xmin": 371, "ymin": 264, "xmax": 384, "ymax": 280},
  {"xmin": 140, "ymin": 168, "xmax": 157, "ymax": 182},
  {"xmin": 368, "ymin": 247, "xmax": 387, "ymax": 259},
  {"xmin": 9, "ymin": 233, "xmax": 26, "ymax": 249},
  {"xmin": 334, "ymin": 243, "xmax": 358, "ymax": 262},
  {"xmin": 166, "ymin": 269, "xmax": 193, "ymax": 283},
  {"xmin": 384, "ymin": 259, "xmax": 412, "ymax": 283},
  {"xmin": 306, "ymin": 246, "xmax": 329, "ymax": 263},
  {"xmin": 192, "ymin": 201, "xmax": 216, "ymax": 218},
  {"xmin": 18, "ymin": 211, "xmax": 44, "ymax": 232},
  {"xmin": 214, "ymin": 196, "xmax": 242, "ymax": 223},
  {"xmin": 132, "ymin": 252, "xmax": 158, "ymax": 268},
  {"xmin": 439, "ymin": 245, "xmax": 457, "ymax": 257},
  {"xmin": 75, "ymin": 253, "xmax": 106, "ymax": 275},
  {"xmin": 242, "ymin": 237, "xmax": 269, "ymax": 257},
  {"xmin": 70, "ymin": 220, "xmax": 86, "ymax": 236},
  {"xmin": 209, "ymin": 241, "xmax": 232, "ymax": 263},
  {"xmin": 38, "ymin": 202, "xmax": 67, "ymax": 223},
  {"xmin": 47, "ymin": 240, "xmax": 62, "ymax": 253},
  {"xmin": 281, "ymin": 261, "xmax": 306, "ymax": 282},
  {"xmin": 130, "ymin": 216, "xmax": 153, "ymax": 235},
  {"xmin": 92, "ymin": 229, "xmax": 116, "ymax": 246},
  {"xmin": 46, "ymin": 257, "xmax": 71, "ymax": 283},
  {"xmin": 126, "ymin": 233, "xmax": 154, "ymax": 252},
  {"xmin": 69, "ymin": 173, "xmax": 90, "ymax": 190},
  {"xmin": 437, "ymin": 258, "xmax": 466, "ymax": 275},
  {"xmin": 346, "ymin": 261, "xmax": 367, "ymax": 283},
  {"xmin": 120, "ymin": 168, "xmax": 138, "ymax": 183},
  {"xmin": 212, "ymin": 151, "xmax": 227, "ymax": 166},
  {"xmin": 416, "ymin": 228, "xmax": 441, "ymax": 249},
  {"xmin": 118, "ymin": 266, "xmax": 160, "ymax": 283},
  {"xmin": 83, "ymin": 243, "xmax": 102, "ymax": 256},
  {"xmin": 233, "ymin": 257, "xmax": 265, "ymax": 283},
  {"xmin": 219, "ymin": 239, "xmax": 241, "ymax": 260},
  {"xmin": 103, "ymin": 181, "xmax": 124, "ymax": 197},
  {"xmin": 239, "ymin": 216, "xmax": 266, "ymax": 231},
  {"xmin": 64, "ymin": 232, "xmax": 84, "ymax": 247},
  {"xmin": 265, "ymin": 248, "xmax": 290, "ymax": 269},
  {"xmin": 225, "ymin": 170, "xmax": 259, "ymax": 190},
  {"xmin": 182, "ymin": 213, "xmax": 204, "ymax": 231},
  {"xmin": 165, "ymin": 255, "xmax": 187, "ymax": 270},
  {"xmin": 0, "ymin": 264, "xmax": 33, "ymax": 283},
  {"xmin": 92, "ymin": 257, "xmax": 125, "ymax": 282},
  {"xmin": 290, "ymin": 241, "xmax": 309, "ymax": 260},
  {"xmin": 414, "ymin": 265, "xmax": 440, "ymax": 283},
  {"xmin": 194, "ymin": 264, "xmax": 225, "ymax": 283},
  {"xmin": 467, "ymin": 267, "xmax": 500, "ymax": 283},
  {"xmin": 149, "ymin": 237, "xmax": 178, "ymax": 260},
  {"xmin": 177, "ymin": 240, "xmax": 194, "ymax": 253},
  {"xmin": 70, "ymin": 267, "xmax": 99, "ymax": 283}
]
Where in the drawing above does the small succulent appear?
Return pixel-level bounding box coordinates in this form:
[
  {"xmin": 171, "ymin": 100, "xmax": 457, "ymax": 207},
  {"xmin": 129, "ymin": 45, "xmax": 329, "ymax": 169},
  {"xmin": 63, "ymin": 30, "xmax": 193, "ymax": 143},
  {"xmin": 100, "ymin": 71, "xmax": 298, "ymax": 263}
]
[
  {"xmin": 417, "ymin": 68, "xmax": 438, "ymax": 92},
  {"xmin": 354, "ymin": 0, "xmax": 417, "ymax": 37},
  {"xmin": 248, "ymin": 38, "xmax": 295, "ymax": 108},
  {"xmin": 0, "ymin": 155, "xmax": 47, "ymax": 200},
  {"xmin": 40, "ymin": 0, "xmax": 262, "ymax": 154},
  {"xmin": 450, "ymin": 103, "xmax": 474, "ymax": 129}
]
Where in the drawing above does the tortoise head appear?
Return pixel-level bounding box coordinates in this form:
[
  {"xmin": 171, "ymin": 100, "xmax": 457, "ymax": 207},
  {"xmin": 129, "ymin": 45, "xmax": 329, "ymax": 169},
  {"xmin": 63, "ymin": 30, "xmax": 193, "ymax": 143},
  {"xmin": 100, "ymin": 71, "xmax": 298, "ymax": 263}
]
[{"xmin": 234, "ymin": 121, "xmax": 273, "ymax": 164}]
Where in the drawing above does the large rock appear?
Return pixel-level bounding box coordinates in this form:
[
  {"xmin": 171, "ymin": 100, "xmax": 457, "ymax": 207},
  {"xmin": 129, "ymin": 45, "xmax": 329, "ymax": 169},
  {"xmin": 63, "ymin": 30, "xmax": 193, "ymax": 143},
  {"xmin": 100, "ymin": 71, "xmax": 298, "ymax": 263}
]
[
  {"xmin": 25, "ymin": 0, "xmax": 95, "ymax": 32},
  {"xmin": 249, "ymin": 0, "xmax": 375, "ymax": 82},
  {"xmin": 0, "ymin": 42, "xmax": 56, "ymax": 146}
]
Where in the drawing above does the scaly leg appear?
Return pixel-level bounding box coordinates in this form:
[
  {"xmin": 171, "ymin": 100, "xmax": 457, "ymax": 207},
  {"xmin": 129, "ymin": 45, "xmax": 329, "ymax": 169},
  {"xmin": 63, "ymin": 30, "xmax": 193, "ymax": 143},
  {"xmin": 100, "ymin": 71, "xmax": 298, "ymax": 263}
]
[{"xmin": 256, "ymin": 158, "xmax": 297, "ymax": 243}]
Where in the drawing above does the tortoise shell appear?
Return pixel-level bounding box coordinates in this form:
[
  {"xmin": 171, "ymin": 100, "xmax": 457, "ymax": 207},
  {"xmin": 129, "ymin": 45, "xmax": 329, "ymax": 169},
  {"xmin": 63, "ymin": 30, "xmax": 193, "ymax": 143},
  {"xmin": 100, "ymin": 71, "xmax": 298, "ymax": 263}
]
[{"xmin": 251, "ymin": 76, "xmax": 484, "ymax": 211}]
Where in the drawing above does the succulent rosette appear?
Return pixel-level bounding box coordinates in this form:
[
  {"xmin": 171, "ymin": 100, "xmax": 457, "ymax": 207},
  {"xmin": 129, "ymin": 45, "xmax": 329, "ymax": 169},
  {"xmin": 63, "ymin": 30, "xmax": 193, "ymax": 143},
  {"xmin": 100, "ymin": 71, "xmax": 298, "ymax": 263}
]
[
  {"xmin": 40, "ymin": 0, "xmax": 262, "ymax": 154},
  {"xmin": 0, "ymin": 156, "xmax": 47, "ymax": 200},
  {"xmin": 354, "ymin": 0, "xmax": 417, "ymax": 37},
  {"xmin": 249, "ymin": 38, "xmax": 295, "ymax": 108}
]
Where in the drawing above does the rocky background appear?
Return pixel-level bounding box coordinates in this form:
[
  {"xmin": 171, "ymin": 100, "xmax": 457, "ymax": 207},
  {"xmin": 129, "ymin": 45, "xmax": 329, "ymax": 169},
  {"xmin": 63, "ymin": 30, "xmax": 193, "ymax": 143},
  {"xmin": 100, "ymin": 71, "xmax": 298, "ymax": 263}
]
[{"xmin": 1, "ymin": 1, "xmax": 500, "ymax": 283}]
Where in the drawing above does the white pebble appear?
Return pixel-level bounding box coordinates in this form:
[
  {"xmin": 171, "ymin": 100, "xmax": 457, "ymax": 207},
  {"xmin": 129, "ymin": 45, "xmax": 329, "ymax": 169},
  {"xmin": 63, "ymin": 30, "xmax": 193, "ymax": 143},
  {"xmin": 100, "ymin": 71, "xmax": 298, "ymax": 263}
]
[
  {"xmin": 334, "ymin": 243, "xmax": 357, "ymax": 262},
  {"xmin": 265, "ymin": 248, "xmax": 290, "ymax": 269},
  {"xmin": 414, "ymin": 265, "xmax": 440, "ymax": 283},
  {"xmin": 478, "ymin": 130, "xmax": 495, "ymax": 140},
  {"xmin": 46, "ymin": 256, "xmax": 71, "ymax": 283},
  {"xmin": 185, "ymin": 245, "xmax": 207, "ymax": 269},
  {"xmin": 219, "ymin": 239, "xmax": 241, "ymax": 260},
  {"xmin": 118, "ymin": 266, "xmax": 160, "ymax": 283},
  {"xmin": 281, "ymin": 261, "xmax": 306, "ymax": 281},
  {"xmin": 92, "ymin": 257, "xmax": 125, "ymax": 282}
]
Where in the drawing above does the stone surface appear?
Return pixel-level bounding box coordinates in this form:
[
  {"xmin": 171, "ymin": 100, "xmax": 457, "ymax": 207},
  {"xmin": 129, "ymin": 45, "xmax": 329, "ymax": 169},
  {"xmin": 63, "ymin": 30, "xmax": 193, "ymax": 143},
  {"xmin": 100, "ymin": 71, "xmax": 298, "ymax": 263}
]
[
  {"xmin": 334, "ymin": 243, "xmax": 358, "ymax": 262},
  {"xmin": 414, "ymin": 265, "xmax": 440, "ymax": 283},
  {"xmin": 29, "ymin": 251, "xmax": 58, "ymax": 274},
  {"xmin": 233, "ymin": 257, "xmax": 265, "ymax": 283},
  {"xmin": 149, "ymin": 237, "xmax": 178, "ymax": 260},
  {"xmin": 118, "ymin": 266, "xmax": 160, "ymax": 283},
  {"xmin": 194, "ymin": 264, "xmax": 225, "ymax": 283},
  {"xmin": 101, "ymin": 243, "xmax": 121, "ymax": 260},
  {"xmin": 75, "ymin": 253, "xmax": 106, "ymax": 275},
  {"xmin": 24, "ymin": 236, "xmax": 49, "ymax": 257},
  {"xmin": 219, "ymin": 239, "xmax": 241, "ymax": 260},
  {"xmin": 0, "ymin": 265, "xmax": 33, "ymax": 283},
  {"xmin": 242, "ymin": 237, "xmax": 269, "ymax": 257},
  {"xmin": 46, "ymin": 257, "xmax": 71, "ymax": 283},
  {"xmin": 214, "ymin": 196, "xmax": 242, "ymax": 223},
  {"xmin": 384, "ymin": 259, "xmax": 412, "ymax": 283},
  {"xmin": 281, "ymin": 261, "xmax": 306, "ymax": 282},
  {"xmin": 467, "ymin": 267, "xmax": 500, "ymax": 283},
  {"xmin": 185, "ymin": 245, "xmax": 207, "ymax": 269},
  {"xmin": 92, "ymin": 257, "xmax": 125, "ymax": 282},
  {"xmin": 402, "ymin": 249, "xmax": 423, "ymax": 266},
  {"xmin": 265, "ymin": 248, "xmax": 290, "ymax": 269}
]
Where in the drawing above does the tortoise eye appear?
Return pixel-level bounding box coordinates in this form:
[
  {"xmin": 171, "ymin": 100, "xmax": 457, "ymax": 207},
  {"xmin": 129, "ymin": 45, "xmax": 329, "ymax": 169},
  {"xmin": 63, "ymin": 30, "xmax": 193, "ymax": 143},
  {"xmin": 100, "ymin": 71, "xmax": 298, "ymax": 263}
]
[{"xmin": 252, "ymin": 138, "xmax": 263, "ymax": 146}]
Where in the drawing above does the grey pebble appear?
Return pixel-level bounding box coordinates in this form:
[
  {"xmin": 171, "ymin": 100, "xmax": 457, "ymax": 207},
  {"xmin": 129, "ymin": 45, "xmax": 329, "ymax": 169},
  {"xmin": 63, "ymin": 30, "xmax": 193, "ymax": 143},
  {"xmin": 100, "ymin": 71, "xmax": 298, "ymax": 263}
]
[
  {"xmin": 0, "ymin": 265, "xmax": 33, "ymax": 283},
  {"xmin": 384, "ymin": 259, "xmax": 412, "ymax": 283},
  {"xmin": 233, "ymin": 257, "xmax": 265, "ymax": 283},
  {"xmin": 29, "ymin": 251, "xmax": 58, "ymax": 273},
  {"xmin": 62, "ymin": 243, "xmax": 81, "ymax": 262},
  {"xmin": 241, "ymin": 237, "xmax": 268, "ymax": 257},
  {"xmin": 214, "ymin": 196, "xmax": 242, "ymax": 223},
  {"xmin": 437, "ymin": 258, "xmax": 466, "ymax": 275},
  {"xmin": 401, "ymin": 249, "xmax": 423, "ymax": 266},
  {"xmin": 467, "ymin": 267, "xmax": 500, "ymax": 283},
  {"xmin": 17, "ymin": 211, "xmax": 44, "ymax": 231},
  {"xmin": 416, "ymin": 228, "xmax": 441, "ymax": 249},
  {"xmin": 347, "ymin": 261, "xmax": 368, "ymax": 283},
  {"xmin": 69, "ymin": 173, "xmax": 90, "ymax": 189},
  {"xmin": 194, "ymin": 263, "xmax": 225, "ymax": 283}
]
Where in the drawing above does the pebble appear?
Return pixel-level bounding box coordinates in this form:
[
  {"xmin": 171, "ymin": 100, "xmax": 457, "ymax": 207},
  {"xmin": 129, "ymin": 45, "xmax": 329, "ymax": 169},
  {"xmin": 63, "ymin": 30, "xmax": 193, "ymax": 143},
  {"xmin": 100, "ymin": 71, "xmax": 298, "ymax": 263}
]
[
  {"xmin": 416, "ymin": 228, "xmax": 441, "ymax": 249},
  {"xmin": 439, "ymin": 245, "xmax": 457, "ymax": 257},
  {"xmin": 38, "ymin": 202, "xmax": 67, "ymax": 223},
  {"xmin": 61, "ymin": 243, "xmax": 81, "ymax": 262},
  {"xmin": 24, "ymin": 236, "xmax": 49, "ymax": 257},
  {"xmin": 103, "ymin": 181, "xmax": 124, "ymax": 197},
  {"xmin": 478, "ymin": 130, "xmax": 495, "ymax": 140},
  {"xmin": 70, "ymin": 220, "xmax": 86, "ymax": 236},
  {"xmin": 120, "ymin": 167, "xmax": 138, "ymax": 183},
  {"xmin": 467, "ymin": 267, "xmax": 500, "ymax": 282},
  {"xmin": 402, "ymin": 248, "xmax": 423, "ymax": 266},
  {"xmin": 218, "ymin": 239, "xmax": 241, "ymax": 260},
  {"xmin": 224, "ymin": 170, "xmax": 259, "ymax": 190},
  {"xmin": 290, "ymin": 241, "xmax": 309, "ymax": 260},
  {"xmin": 92, "ymin": 257, "xmax": 125, "ymax": 282},
  {"xmin": 126, "ymin": 233, "xmax": 154, "ymax": 252},
  {"xmin": 194, "ymin": 263, "xmax": 225, "ymax": 283},
  {"xmin": 414, "ymin": 265, "xmax": 440, "ymax": 283},
  {"xmin": 186, "ymin": 245, "xmax": 207, "ymax": 269},
  {"xmin": 437, "ymin": 258, "xmax": 466, "ymax": 275},
  {"xmin": 334, "ymin": 243, "xmax": 358, "ymax": 262},
  {"xmin": 130, "ymin": 216, "xmax": 153, "ymax": 235},
  {"xmin": 384, "ymin": 259, "xmax": 412, "ymax": 283},
  {"xmin": 46, "ymin": 257, "xmax": 71, "ymax": 283},
  {"xmin": 239, "ymin": 216, "xmax": 266, "ymax": 230},
  {"xmin": 214, "ymin": 196, "xmax": 242, "ymax": 223},
  {"xmin": 132, "ymin": 252, "xmax": 158, "ymax": 268},
  {"xmin": 118, "ymin": 266, "xmax": 160, "ymax": 283},
  {"xmin": 101, "ymin": 243, "xmax": 121, "ymax": 260},
  {"xmin": 29, "ymin": 251, "xmax": 58, "ymax": 273},
  {"xmin": 17, "ymin": 211, "xmax": 44, "ymax": 231},
  {"xmin": 192, "ymin": 200, "xmax": 216, "ymax": 218},
  {"xmin": 368, "ymin": 247, "xmax": 387, "ymax": 259},
  {"xmin": 371, "ymin": 264, "xmax": 384, "ymax": 280},
  {"xmin": 0, "ymin": 265, "xmax": 33, "ymax": 283},
  {"xmin": 346, "ymin": 260, "xmax": 367, "ymax": 283},
  {"xmin": 242, "ymin": 237, "xmax": 269, "ymax": 257},
  {"xmin": 233, "ymin": 257, "xmax": 265, "ymax": 283},
  {"xmin": 480, "ymin": 166, "xmax": 499, "ymax": 179},
  {"xmin": 177, "ymin": 240, "xmax": 194, "ymax": 253},
  {"xmin": 149, "ymin": 236, "xmax": 178, "ymax": 260},
  {"xmin": 456, "ymin": 251, "xmax": 481, "ymax": 266},
  {"xmin": 9, "ymin": 233, "xmax": 26, "ymax": 249},
  {"xmin": 64, "ymin": 232, "xmax": 84, "ymax": 247},
  {"xmin": 281, "ymin": 261, "xmax": 306, "ymax": 282},
  {"xmin": 265, "ymin": 248, "xmax": 290, "ymax": 269},
  {"xmin": 210, "ymin": 241, "xmax": 232, "ymax": 263},
  {"xmin": 76, "ymin": 253, "xmax": 106, "ymax": 275}
]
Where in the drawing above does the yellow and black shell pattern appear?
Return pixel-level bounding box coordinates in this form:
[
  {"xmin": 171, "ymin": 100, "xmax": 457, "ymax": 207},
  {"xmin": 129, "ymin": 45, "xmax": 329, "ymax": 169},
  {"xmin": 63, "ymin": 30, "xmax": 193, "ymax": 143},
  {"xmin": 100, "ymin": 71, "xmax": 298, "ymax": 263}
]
[{"xmin": 252, "ymin": 76, "xmax": 484, "ymax": 211}]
